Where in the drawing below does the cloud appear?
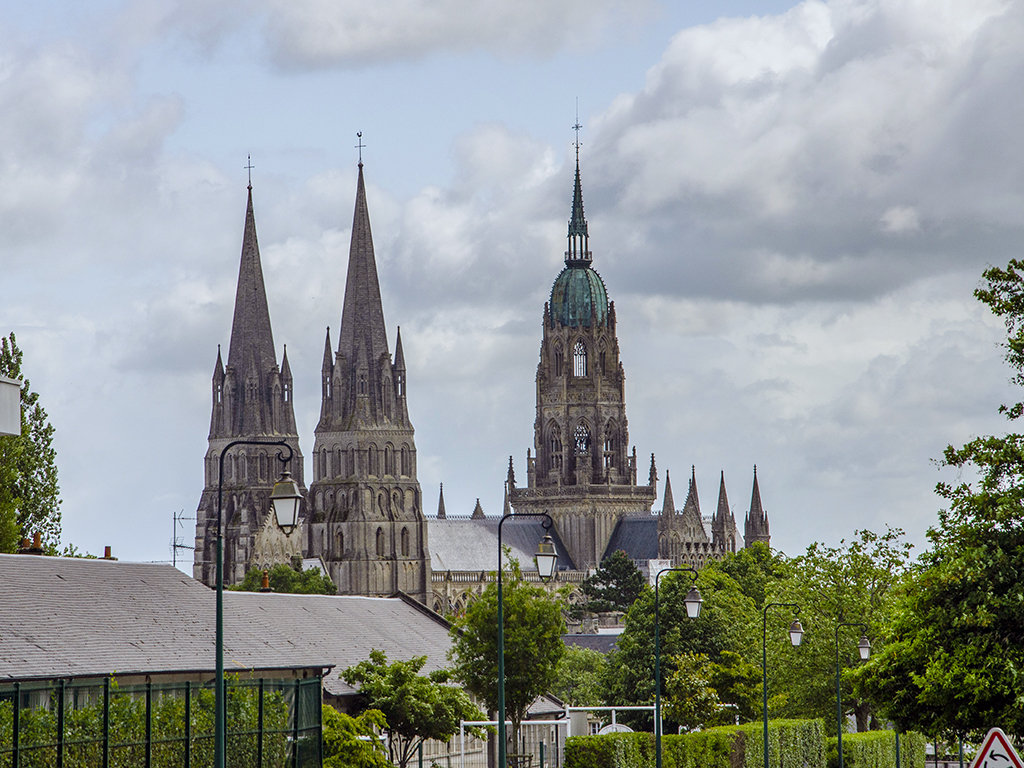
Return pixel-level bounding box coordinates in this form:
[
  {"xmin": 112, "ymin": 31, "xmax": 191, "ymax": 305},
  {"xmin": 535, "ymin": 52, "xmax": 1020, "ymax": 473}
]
[{"xmin": 261, "ymin": 0, "xmax": 652, "ymax": 69}]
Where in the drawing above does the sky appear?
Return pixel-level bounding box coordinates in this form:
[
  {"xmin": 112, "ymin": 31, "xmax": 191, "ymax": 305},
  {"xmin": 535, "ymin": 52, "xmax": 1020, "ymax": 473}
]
[{"xmin": 1, "ymin": 0, "xmax": 1021, "ymax": 569}]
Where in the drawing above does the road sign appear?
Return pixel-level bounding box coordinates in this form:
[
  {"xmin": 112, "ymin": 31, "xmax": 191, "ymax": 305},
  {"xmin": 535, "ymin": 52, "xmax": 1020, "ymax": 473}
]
[{"xmin": 970, "ymin": 728, "xmax": 1024, "ymax": 768}]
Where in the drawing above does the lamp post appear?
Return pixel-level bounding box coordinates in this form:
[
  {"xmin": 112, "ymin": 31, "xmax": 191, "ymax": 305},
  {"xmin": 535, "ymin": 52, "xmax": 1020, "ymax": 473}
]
[
  {"xmin": 215, "ymin": 438, "xmax": 302, "ymax": 768},
  {"xmin": 835, "ymin": 622, "xmax": 870, "ymax": 768},
  {"xmin": 654, "ymin": 566, "xmax": 702, "ymax": 768},
  {"xmin": 762, "ymin": 603, "xmax": 804, "ymax": 768},
  {"xmin": 497, "ymin": 512, "xmax": 558, "ymax": 768}
]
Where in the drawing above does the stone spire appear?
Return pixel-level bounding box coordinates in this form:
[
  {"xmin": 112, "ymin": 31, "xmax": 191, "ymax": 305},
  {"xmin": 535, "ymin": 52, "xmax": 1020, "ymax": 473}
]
[
  {"xmin": 471, "ymin": 499, "xmax": 485, "ymax": 519},
  {"xmin": 682, "ymin": 466, "xmax": 700, "ymax": 518},
  {"xmin": 661, "ymin": 470, "xmax": 676, "ymax": 515},
  {"xmin": 744, "ymin": 465, "xmax": 771, "ymax": 547},
  {"xmin": 437, "ymin": 483, "xmax": 446, "ymax": 519},
  {"xmin": 712, "ymin": 470, "xmax": 738, "ymax": 554},
  {"xmin": 716, "ymin": 471, "xmax": 730, "ymax": 522},
  {"xmin": 338, "ymin": 163, "xmax": 389, "ymax": 380}
]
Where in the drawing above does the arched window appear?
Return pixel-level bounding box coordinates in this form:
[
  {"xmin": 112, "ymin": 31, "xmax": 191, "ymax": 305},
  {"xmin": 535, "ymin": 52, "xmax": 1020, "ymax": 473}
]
[
  {"xmin": 376, "ymin": 527, "xmax": 385, "ymax": 557},
  {"xmin": 396, "ymin": 372, "xmax": 405, "ymax": 397},
  {"xmin": 401, "ymin": 527, "xmax": 410, "ymax": 557},
  {"xmin": 335, "ymin": 448, "xmax": 343, "ymax": 477},
  {"xmin": 600, "ymin": 351, "xmax": 606, "ymax": 374},
  {"xmin": 283, "ymin": 381, "xmax": 291, "ymax": 403},
  {"xmin": 554, "ymin": 346, "xmax": 564, "ymax": 377},
  {"xmin": 336, "ymin": 530, "xmax": 344, "ymax": 556},
  {"xmin": 358, "ymin": 373, "xmax": 367, "ymax": 395},
  {"xmin": 258, "ymin": 452, "xmax": 267, "ymax": 481},
  {"xmin": 574, "ymin": 423, "xmax": 591, "ymax": 456},
  {"xmin": 573, "ymin": 340, "xmax": 587, "ymax": 377},
  {"xmin": 385, "ymin": 444, "xmax": 395, "ymax": 476},
  {"xmin": 368, "ymin": 445, "xmax": 378, "ymax": 476},
  {"xmin": 401, "ymin": 446, "xmax": 410, "ymax": 476},
  {"xmin": 548, "ymin": 425, "xmax": 563, "ymax": 471}
]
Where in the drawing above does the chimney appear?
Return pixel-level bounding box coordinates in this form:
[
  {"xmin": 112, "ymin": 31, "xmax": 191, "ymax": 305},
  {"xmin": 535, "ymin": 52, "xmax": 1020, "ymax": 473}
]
[
  {"xmin": 260, "ymin": 570, "xmax": 272, "ymax": 593},
  {"xmin": 17, "ymin": 533, "xmax": 44, "ymax": 556},
  {"xmin": 103, "ymin": 546, "xmax": 118, "ymax": 560}
]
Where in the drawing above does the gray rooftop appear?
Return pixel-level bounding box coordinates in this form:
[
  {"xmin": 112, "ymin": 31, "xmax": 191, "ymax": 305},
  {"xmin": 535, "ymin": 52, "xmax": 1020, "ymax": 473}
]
[
  {"xmin": 602, "ymin": 517, "xmax": 660, "ymax": 562},
  {"xmin": 429, "ymin": 517, "xmax": 576, "ymax": 572},
  {"xmin": 0, "ymin": 554, "xmax": 452, "ymax": 697}
]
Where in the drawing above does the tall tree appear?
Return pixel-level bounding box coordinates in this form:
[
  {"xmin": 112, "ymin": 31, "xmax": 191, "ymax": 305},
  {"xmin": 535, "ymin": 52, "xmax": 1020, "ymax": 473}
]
[
  {"xmin": 551, "ymin": 646, "xmax": 607, "ymax": 707},
  {"xmin": 852, "ymin": 260, "xmax": 1024, "ymax": 738},
  {"xmin": 341, "ymin": 649, "xmax": 484, "ymax": 768},
  {"xmin": 448, "ymin": 557, "xmax": 565, "ymax": 751},
  {"xmin": 0, "ymin": 333, "xmax": 60, "ymax": 551},
  {"xmin": 581, "ymin": 550, "xmax": 645, "ymax": 614}
]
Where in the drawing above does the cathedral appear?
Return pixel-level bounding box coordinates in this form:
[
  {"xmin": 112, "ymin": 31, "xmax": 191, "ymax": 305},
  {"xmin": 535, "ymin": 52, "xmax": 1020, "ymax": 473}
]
[{"xmin": 193, "ymin": 151, "xmax": 770, "ymax": 608}]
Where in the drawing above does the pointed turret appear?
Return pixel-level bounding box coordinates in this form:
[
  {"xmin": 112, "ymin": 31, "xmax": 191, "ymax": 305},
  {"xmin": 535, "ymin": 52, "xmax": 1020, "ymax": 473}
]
[
  {"xmin": 394, "ymin": 326, "xmax": 406, "ymax": 370},
  {"xmin": 716, "ymin": 471, "xmax": 729, "ymax": 522},
  {"xmin": 712, "ymin": 471, "xmax": 738, "ymax": 554},
  {"xmin": 471, "ymin": 499, "xmax": 485, "ymax": 519},
  {"xmin": 744, "ymin": 465, "xmax": 771, "ymax": 548},
  {"xmin": 683, "ymin": 466, "xmax": 700, "ymax": 518},
  {"xmin": 565, "ymin": 160, "xmax": 592, "ymax": 265},
  {"xmin": 661, "ymin": 470, "xmax": 676, "ymax": 515},
  {"xmin": 437, "ymin": 483, "xmax": 446, "ymax": 519}
]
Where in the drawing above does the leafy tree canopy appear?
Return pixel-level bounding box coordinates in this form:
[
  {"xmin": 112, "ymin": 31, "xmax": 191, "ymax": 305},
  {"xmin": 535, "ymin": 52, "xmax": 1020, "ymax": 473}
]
[
  {"xmin": 448, "ymin": 556, "xmax": 565, "ymax": 744},
  {"xmin": 230, "ymin": 563, "xmax": 336, "ymax": 595},
  {"xmin": 705, "ymin": 541, "xmax": 792, "ymax": 610},
  {"xmin": 0, "ymin": 333, "xmax": 61, "ymax": 552},
  {"xmin": 341, "ymin": 649, "xmax": 485, "ymax": 768},
  {"xmin": 581, "ymin": 550, "xmax": 645, "ymax": 614},
  {"xmin": 663, "ymin": 652, "xmax": 723, "ymax": 732},
  {"xmin": 551, "ymin": 646, "xmax": 607, "ymax": 707},
  {"xmin": 852, "ymin": 259, "xmax": 1024, "ymax": 738},
  {"xmin": 322, "ymin": 705, "xmax": 390, "ymax": 768}
]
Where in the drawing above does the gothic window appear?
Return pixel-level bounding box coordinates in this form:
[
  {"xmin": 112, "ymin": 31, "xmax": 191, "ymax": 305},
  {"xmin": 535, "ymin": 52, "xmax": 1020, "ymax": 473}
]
[
  {"xmin": 401, "ymin": 446, "xmax": 410, "ymax": 477},
  {"xmin": 401, "ymin": 527, "xmax": 410, "ymax": 557},
  {"xmin": 349, "ymin": 447, "xmax": 356, "ymax": 477},
  {"xmin": 325, "ymin": 378, "xmax": 332, "ymax": 398},
  {"xmin": 368, "ymin": 445, "xmax": 378, "ymax": 476},
  {"xmin": 335, "ymin": 448, "xmax": 343, "ymax": 477},
  {"xmin": 259, "ymin": 452, "xmax": 267, "ymax": 481},
  {"xmin": 376, "ymin": 527, "xmax": 385, "ymax": 557},
  {"xmin": 554, "ymin": 346, "xmax": 564, "ymax": 377},
  {"xmin": 359, "ymin": 373, "xmax": 367, "ymax": 395},
  {"xmin": 385, "ymin": 444, "xmax": 395, "ymax": 476},
  {"xmin": 574, "ymin": 423, "xmax": 591, "ymax": 456},
  {"xmin": 216, "ymin": 383, "xmax": 222, "ymax": 404},
  {"xmin": 283, "ymin": 381, "xmax": 291, "ymax": 403},
  {"xmin": 573, "ymin": 340, "xmax": 587, "ymax": 377},
  {"xmin": 600, "ymin": 351, "xmax": 606, "ymax": 374},
  {"xmin": 548, "ymin": 426, "xmax": 563, "ymax": 471},
  {"xmin": 320, "ymin": 448, "xmax": 328, "ymax": 479},
  {"xmin": 396, "ymin": 372, "xmax": 405, "ymax": 397}
]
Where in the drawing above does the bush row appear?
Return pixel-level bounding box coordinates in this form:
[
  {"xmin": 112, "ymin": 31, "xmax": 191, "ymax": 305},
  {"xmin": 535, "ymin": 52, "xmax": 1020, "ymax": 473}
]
[{"xmin": 825, "ymin": 730, "xmax": 927, "ymax": 768}]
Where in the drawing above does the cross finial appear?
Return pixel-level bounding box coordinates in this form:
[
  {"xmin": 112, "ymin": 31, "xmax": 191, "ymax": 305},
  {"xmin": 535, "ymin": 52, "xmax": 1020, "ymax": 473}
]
[
  {"xmin": 245, "ymin": 155, "xmax": 255, "ymax": 189},
  {"xmin": 573, "ymin": 98, "xmax": 582, "ymax": 162},
  {"xmin": 356, "ymin": 132, "xmax": 365, "ymax": 166}
]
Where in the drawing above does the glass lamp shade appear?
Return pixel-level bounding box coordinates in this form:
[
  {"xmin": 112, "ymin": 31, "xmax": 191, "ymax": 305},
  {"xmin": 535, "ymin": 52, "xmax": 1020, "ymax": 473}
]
[
  {"xmin": 269, "ymin": 471, "xmax": 303, "ymax": 535},
  {"xmin": 789, "ymin": 619, "xmax": 805, "ymax": 647},
  {"xmin": 535, "ymin": 534, "xmax": 558, "ymax": 581},
  {"xmin": 684, "ymin": 585, "xmax": 703, "ymax": 619},
  {"xmin": 858, "ymin": 634, "xmax": 872, "ymax": 660}
]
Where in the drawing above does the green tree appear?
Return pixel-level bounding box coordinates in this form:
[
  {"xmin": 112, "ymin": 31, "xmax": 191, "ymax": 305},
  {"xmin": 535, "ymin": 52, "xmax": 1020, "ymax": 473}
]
[
  {"xmin": 851, "ymin": 260, "xmax": 1024, "ymax": 738},
  {"xmin": 322, "ymin": 705, "xmax": 390, "ymax": 768},
  {"xmin": 448, "ymin": 557, "xmax": 565, "ymax": 750},
  {"xmin": 581, "ymin": 550, "xmax": 645, "ymax": 614},
  {"xmin": 342, "ymin": 649, "xmax": 485, "ymax": 768},
  {"xmin": 230, "ymin": 562, "xmax": 337, "ymax": 594},
  {"xmin": 663, "ymin": 652, "xmax": 723, "ymax": 732},
  {"xmin": 769, "ymin": 527, "xmax": 913, "ymax": 733},
  {"xmin": 601, "ymin": 566, "xmax": 757, "ymax": 731},
  {"xmin": 706, "ymin": 541, "xmax": 792, "ymax": 610},
  {"xmin": 0, "ymin": 333, "xmax": 61, "ymax": 551},
  {"xmin": 705, "ymin": 650, "xmax": 761, "ymax": 724},
  {"xmin": 551, "ymin": 646, "xmax": 607, "ymax": 707}
]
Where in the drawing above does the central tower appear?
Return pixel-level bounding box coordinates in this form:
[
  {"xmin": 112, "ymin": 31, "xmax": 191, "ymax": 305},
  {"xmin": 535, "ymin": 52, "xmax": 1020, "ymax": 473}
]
[
  {"xmin": 305, "ymin": 162, "xmax": 429, "ymax": 603},
  {"xmin": 508, "ymin": 158, "xmax": 656, "ymax": 569}
]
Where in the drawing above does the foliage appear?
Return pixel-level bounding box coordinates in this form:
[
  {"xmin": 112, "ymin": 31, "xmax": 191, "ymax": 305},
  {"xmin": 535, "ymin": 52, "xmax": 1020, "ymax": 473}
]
[
  {"xmin": 564, "ymin": 719, "xmax": 827, "ymax": 768},
  {"xmin": 448, "ymin": 556, "xmax": 565, "ymax": 746},
  {"xmin": 322, "ymin": 705, "xmax": 390, "ymax": 768},
  {"xmin": 0, "ymin": 333, "xmax": 61, "ymax": 552},
  {"xmin": 601, "ymin": 566, "xmax": 757, "ymax": 731},
  {"xmin": 706, "ymin": 542, "xmax": 792, "ymax": 611},
  {"xmin": 705, "ymin": 651, "xmax": 761, "ymax": 725},
  {"xmin": 825, "ymin": 731, "xmax": 927, "ymax": 768},
  {"xmin": 582, "ymin": 550, "xmax": 645, "ymax": 614},
  {"xmin": 0, "ymin": 678, "xmax": 293, "ymax": 767},
  {"xmin": 231, "ymin": 562, "xmax": 337, "ymax": 594},
  {"xmin": 663, "ymin": 652, "xmax": 722, "ymax": 732},
  {"xmin": 551, "ymin": 646, "xmax": 607, "ymax": 707},
  {"xmin": 767, "ymin": 527, "xmax": 913, "ymax": 732},
  {"xmin": 341, "ymin": 649, "xmax": 484, "ymax": 768},
  {"xmin": 851, "ymin": 260, "xmax": 1024, "ymax": 738}
]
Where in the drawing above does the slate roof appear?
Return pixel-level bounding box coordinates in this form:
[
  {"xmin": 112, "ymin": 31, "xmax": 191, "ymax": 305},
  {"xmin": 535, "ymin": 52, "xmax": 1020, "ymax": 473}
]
[
  {"xmin": 602, "ymin": 516, "xmax": 660, "ymax": 562},
  {"xmin": 0, "ymin": 554, "xmax": 451, "ymax": 698},
  {"xmin": 562, "ymin": 633, "xmax": 621, "ymax": 654},
  {"xmin": 428, "ymin": 517, "xmax": 576, "ymax": 572}
]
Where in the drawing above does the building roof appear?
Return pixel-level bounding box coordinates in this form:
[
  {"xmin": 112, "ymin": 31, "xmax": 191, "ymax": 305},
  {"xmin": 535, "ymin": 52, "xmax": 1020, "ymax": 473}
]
[
  {"xmin": 428, "ymin": 517, "xmax": 576, "ymax": 572},
  {"xmin": 0, "ymin": 554, "xmax": 452, "ymax": 698},
  {"xmin": 562, "ymin": 633, "xmax": 622, "ymax": 654},
  {"xmin": 602, "ymin": 516, "xmax": 660, "ymax": 562}
]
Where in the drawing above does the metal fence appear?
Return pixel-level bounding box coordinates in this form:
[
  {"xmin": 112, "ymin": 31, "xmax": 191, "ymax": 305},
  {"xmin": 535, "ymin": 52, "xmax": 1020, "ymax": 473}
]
[{"xmin": 0, "ymin": 676, "xmax": 322, "ymax": 768}]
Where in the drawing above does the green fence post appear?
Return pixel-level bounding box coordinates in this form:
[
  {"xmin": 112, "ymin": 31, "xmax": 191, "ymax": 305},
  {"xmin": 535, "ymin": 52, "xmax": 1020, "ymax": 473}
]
[
  {"xmin": 57, "ymin": 678, "xmax": 65, "ymax": 768},
  {"xmin": 540, "ymin": 740, "xmax": 545, "ymax": 768},
  {"xmin": 102, "ymin": 678, "xmax": 110, "ymax": 768},
  {"xmin": 895, "ymin": 732, "xmax": 900, "ymax": 768},
  {"xmin": 292, "ymin": 679, "xmax": 300, "ymax": 768},
  {"xmin": 257, "ymin": 679, "xmax": 264, "ymax": 768},
  {"xmin": 12, "ymin": 681, "xmax": 19, "ymax": 768},
  {"xmin": 185, "ymin": 679, "xmax": 191, "ymax": 768},
  {"xmin": 145, "ymin": 681, "xmax": 152, "ymax": 768}
]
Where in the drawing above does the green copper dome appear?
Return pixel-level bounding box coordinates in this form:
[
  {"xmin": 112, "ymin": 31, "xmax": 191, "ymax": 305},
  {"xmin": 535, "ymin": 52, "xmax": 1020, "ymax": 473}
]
[{"xmin": 550, "ymin": 265, "xmax": 608, "ymax": 327}]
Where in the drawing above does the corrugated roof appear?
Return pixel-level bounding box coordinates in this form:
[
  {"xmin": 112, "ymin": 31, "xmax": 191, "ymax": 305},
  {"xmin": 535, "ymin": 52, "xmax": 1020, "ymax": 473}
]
[
  {"xmin": 428, "ymin": 518, "xmax": 576, "ymax": 572},
  {"xmin": 0, "ymin": 554, "xmax": 452, "ymax": 698}
]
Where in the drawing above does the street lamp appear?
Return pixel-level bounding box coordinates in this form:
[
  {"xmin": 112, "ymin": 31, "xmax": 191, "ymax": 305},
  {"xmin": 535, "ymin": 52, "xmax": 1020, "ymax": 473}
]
[
  {"xmin": 654, "ymin": 566, "xmax": 702, "ymax": 768},
  {"xmin": 215, "ymin": 438, "xmax": 301, "ymax": 768},
  {"xmin": 497, "ymin": 512, "xmax": 557, "ymax": 768},
  {"xmin": 835, "ymin": 622, "xmax": 871, "ymax": 768},
  {"xmin": 762, "ymin": 603, "xmax": 803, "ymax": 768}
]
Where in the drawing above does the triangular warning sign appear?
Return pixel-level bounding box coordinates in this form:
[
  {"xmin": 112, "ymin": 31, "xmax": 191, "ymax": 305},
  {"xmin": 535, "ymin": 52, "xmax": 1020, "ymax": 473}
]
[{"xmin": 970, "ymin": 728, "xmax": 1024, "ymax": 768}]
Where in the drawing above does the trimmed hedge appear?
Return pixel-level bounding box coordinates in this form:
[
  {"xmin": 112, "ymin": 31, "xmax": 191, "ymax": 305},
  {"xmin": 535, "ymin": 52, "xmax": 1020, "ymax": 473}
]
[
  {"xmin": 826, "ymin": 731, "xmax": 928, "ymax": 768},
  {"xmin": 565, "ymin": 719, "xmax": 825, "ymax": 768}
]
